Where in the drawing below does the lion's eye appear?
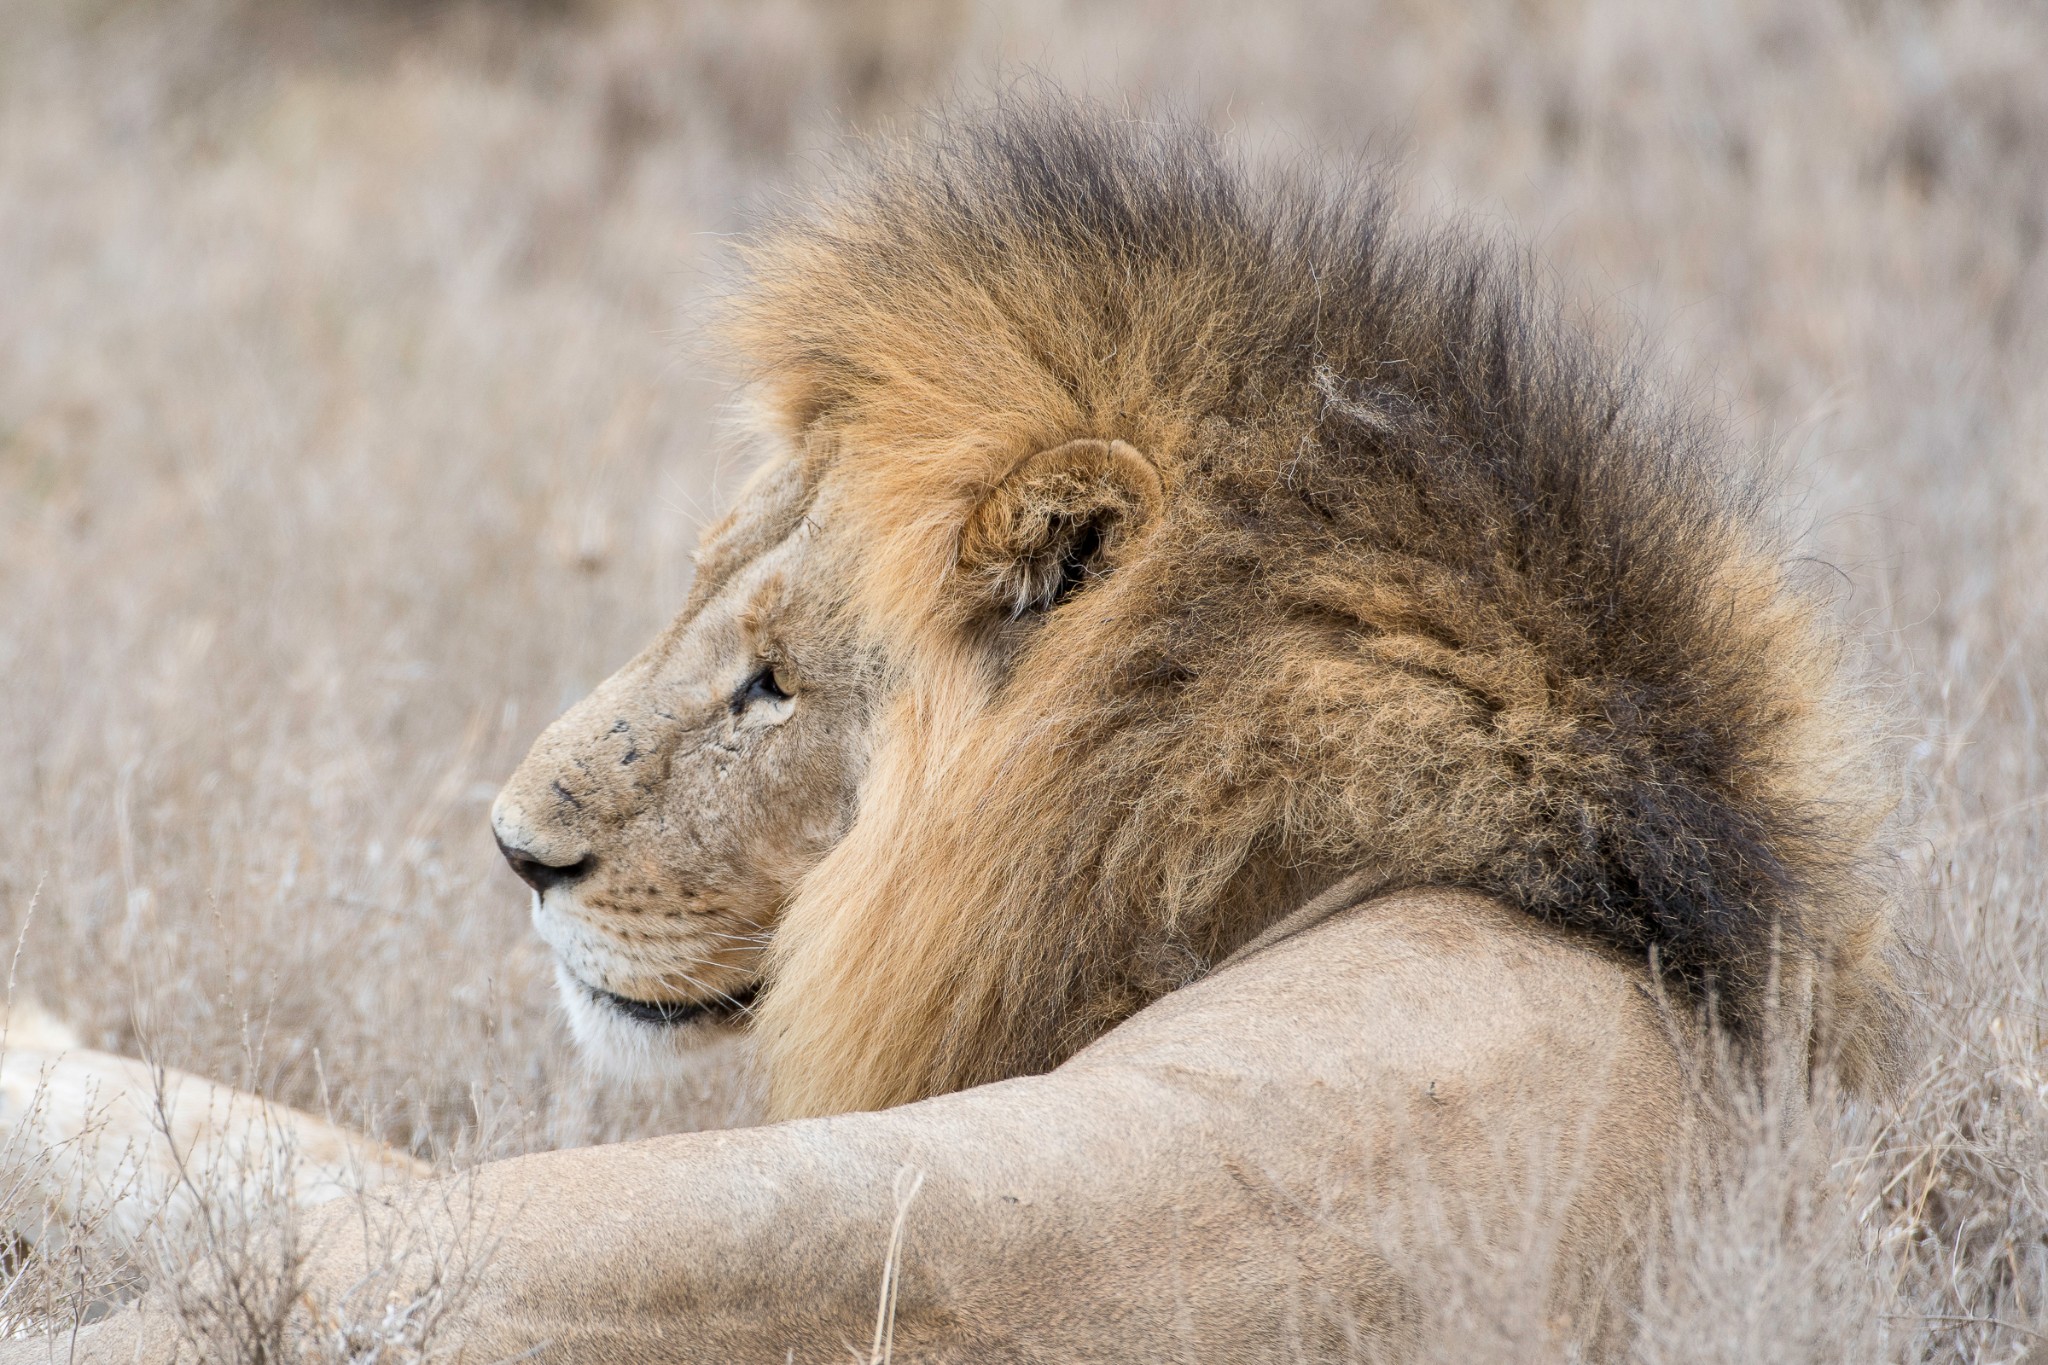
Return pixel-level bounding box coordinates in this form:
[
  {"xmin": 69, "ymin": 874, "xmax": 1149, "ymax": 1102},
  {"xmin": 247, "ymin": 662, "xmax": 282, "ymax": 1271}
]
[{"xmin": 734, "ymin": 663, "xmax": 792, "ymax": 712}]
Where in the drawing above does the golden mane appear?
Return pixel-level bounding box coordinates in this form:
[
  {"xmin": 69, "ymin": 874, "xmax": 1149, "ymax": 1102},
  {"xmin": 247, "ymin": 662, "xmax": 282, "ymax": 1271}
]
[{"xmin": 734, "ymin": 106, "xmax": 1907, "ymax": 1120}]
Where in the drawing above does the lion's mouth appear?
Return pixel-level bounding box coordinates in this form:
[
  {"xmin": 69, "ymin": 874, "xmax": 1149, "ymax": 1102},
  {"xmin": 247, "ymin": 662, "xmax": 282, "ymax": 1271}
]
[{"xmin": 580, "ymin": 979, "xmax": 760, "ymax": 1028}]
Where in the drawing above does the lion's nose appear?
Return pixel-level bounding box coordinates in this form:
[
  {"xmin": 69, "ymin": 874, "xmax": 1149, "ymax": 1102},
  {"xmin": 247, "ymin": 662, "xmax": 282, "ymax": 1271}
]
[{"xmin": 495, "ymin": 832, "xmax": 595, "ymax": 894}]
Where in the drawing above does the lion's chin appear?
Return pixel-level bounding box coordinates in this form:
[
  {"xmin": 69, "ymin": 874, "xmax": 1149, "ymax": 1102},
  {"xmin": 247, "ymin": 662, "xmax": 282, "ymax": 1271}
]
[{"xmin": 553, "ymin": 962, "xmax": 757, "ymax": 1080}]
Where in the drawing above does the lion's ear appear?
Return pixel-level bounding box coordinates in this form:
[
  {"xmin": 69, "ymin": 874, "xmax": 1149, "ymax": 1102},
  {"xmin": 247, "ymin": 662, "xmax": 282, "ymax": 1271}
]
[{"xmin": 957, "ymin": 439, "xmax": 1163, "ymax": 619}]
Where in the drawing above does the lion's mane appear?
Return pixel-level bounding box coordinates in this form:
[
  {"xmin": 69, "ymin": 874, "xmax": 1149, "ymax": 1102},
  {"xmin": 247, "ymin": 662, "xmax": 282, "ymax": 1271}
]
[{"xmin": 730, "ymin": 106, "xmax": 1908, "ymax": 1120}]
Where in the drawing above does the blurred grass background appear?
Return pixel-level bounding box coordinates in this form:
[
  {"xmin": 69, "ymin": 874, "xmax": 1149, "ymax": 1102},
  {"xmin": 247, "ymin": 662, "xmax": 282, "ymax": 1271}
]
[{"xmin": 0, "ymin": 0, "xmax": 2044, "ymax": 1357}]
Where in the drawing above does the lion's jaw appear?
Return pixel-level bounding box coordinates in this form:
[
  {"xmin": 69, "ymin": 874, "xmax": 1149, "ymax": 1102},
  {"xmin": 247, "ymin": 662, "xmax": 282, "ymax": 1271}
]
[{"xmin": 491, "ymin": 492, "xmax": 874, "ymax": 1078}]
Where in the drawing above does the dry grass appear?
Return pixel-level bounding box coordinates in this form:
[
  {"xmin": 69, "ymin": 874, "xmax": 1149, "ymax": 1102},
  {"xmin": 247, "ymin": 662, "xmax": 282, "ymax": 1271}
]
[{"xmin": 0, "ymin": 0, "xmax": 2042, "ymax": 1357}]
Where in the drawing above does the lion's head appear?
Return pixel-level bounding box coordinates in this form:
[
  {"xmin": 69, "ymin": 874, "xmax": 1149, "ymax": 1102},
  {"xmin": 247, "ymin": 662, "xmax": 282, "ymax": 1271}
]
[{"xmin": 495, "ymin": 106, "xmax": 1910, "ymax": 1118}]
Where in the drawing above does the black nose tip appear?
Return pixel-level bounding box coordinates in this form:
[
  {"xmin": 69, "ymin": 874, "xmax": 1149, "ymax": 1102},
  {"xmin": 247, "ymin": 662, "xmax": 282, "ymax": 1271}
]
[{"xmin": 496, "ymin": 834, "xmax": 595, "ymax": 894}]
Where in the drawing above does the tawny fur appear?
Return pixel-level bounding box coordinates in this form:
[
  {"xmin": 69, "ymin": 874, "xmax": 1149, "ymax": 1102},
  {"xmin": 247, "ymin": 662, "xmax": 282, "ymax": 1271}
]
[{"xmin": 730, "ymin": 106, "xmax": 1907, "ymax": 1119}]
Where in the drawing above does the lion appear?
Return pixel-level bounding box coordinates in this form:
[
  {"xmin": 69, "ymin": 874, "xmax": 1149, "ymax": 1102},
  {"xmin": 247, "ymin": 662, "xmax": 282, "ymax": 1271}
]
[{"xmin": 1, "ymin": 105, "xmax": 1906, "ymax": 1361}]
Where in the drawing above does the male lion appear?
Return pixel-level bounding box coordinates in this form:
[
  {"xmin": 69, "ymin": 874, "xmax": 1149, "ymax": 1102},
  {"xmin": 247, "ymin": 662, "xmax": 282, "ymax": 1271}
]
[{"xmin": 3, "ymin": 106, "xmax": 1905, "ymax": 1361}]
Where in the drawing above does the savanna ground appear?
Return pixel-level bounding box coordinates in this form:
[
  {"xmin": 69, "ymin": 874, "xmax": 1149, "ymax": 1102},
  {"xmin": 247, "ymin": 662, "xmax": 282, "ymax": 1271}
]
[{"xmin": 0, "ymin": 0, "xmax": 2043, "ymax": 1359}]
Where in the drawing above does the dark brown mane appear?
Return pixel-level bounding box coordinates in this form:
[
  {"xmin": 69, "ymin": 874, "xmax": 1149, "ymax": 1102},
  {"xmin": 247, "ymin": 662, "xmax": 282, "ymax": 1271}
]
[{"xmin": 741, "ymin": 102, "xmax": 1909, "ymax": 1116}]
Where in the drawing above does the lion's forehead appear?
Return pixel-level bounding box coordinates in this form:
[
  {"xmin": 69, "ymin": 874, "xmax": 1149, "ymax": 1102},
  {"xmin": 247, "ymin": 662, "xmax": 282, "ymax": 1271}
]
[{"xmin": 684, "ymin": 456, "xmax": 820, "ymax": 615}]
